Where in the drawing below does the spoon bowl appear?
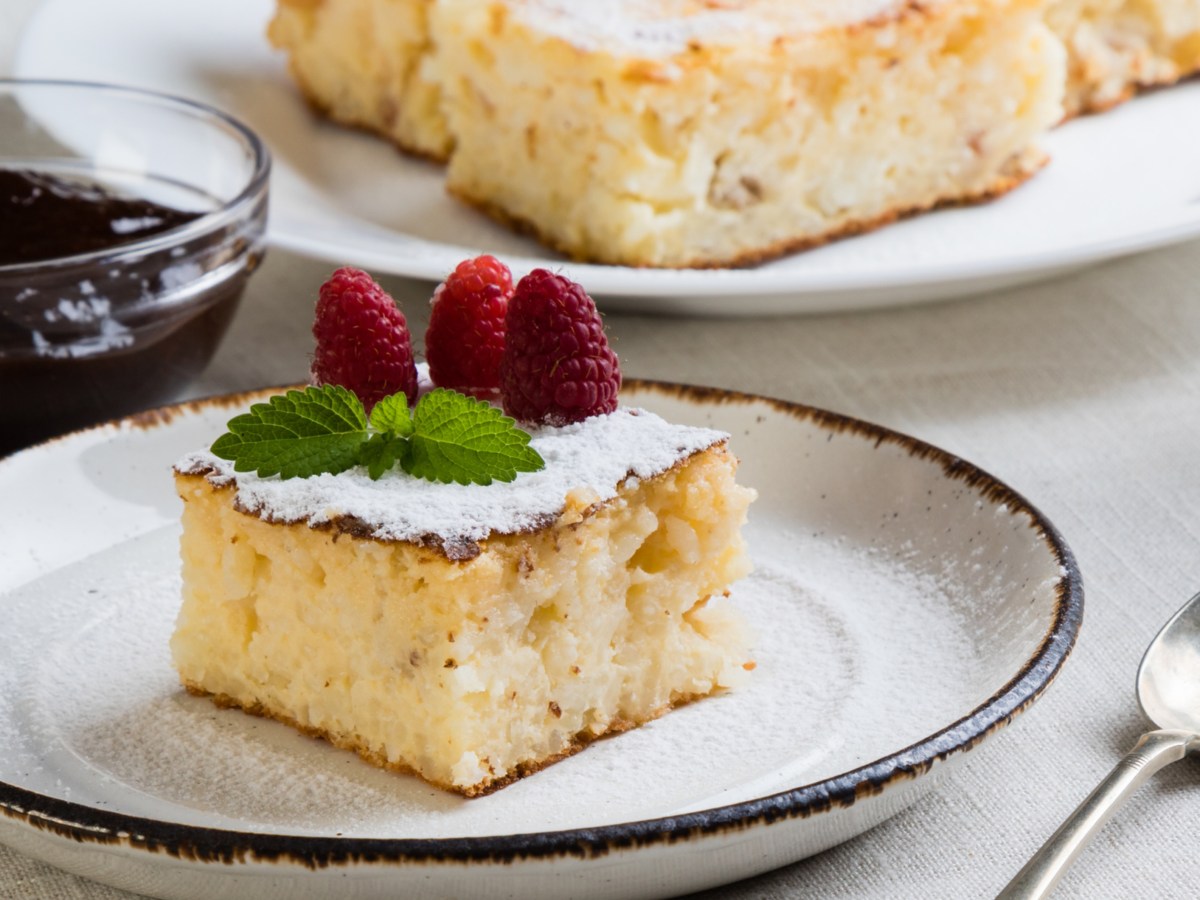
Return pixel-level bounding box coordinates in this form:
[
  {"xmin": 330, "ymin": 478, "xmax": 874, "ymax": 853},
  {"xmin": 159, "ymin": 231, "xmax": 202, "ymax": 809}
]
[
  {"xmin": 1138, "ymin": 594, "xmax": 1200, "ymax": 734},
  {"xmin": 999, "ymin": 591, "xmax": 1200, "ymax": 899}
]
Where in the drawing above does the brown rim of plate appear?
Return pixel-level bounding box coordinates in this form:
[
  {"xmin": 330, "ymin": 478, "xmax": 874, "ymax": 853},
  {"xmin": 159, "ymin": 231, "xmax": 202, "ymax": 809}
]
[{"xmin": 0, "ymin": 380, "xmax": 1084, "ymax": 868}]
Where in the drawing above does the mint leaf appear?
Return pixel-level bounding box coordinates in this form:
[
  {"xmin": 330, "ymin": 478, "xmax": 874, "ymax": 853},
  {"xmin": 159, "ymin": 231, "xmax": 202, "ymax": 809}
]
[
  {"xmin": 211, "ymin": 385, "xmax": 368, "ymax": 479},
  {"xmin": 403, "ymin": 388, "xmax": 545, "ymax": 485},
  {"xmin": 211, "ymin": 384, "xmax": 545, "ymax": 484},
  {"xmin": 360, "ymin": 432, "xmax": 409, "ymax": 480},
  {"xmin": 369, "ymin": 392, "xmax": 414, "ymax": 437}
]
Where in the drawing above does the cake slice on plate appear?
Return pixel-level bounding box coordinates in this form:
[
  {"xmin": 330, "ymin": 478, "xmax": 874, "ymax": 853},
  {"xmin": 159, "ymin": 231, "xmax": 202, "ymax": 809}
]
[
  {"xmin": 171, "ymin": 263, "xmax": 755, "ymax": 796},
  {"xmin": 172, "ymin": 413, "xmax": 753, "ymax": 796}
]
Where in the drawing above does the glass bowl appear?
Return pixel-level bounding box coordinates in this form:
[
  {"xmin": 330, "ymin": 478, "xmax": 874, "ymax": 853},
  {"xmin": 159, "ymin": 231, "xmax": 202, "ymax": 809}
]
[{"xmin": 0, "ymin": 79, "xmax": 270, "ymax": 456}]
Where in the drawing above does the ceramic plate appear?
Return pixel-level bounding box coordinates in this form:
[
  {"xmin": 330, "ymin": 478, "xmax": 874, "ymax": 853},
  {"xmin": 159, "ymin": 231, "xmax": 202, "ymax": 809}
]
[
  {"xmin": 0, "ymin": 383, "xmax": 1081, "ymax": 899},
  {"xmin": 13, "ymin": 0, "xmax": 1200, "ymax": 316}
]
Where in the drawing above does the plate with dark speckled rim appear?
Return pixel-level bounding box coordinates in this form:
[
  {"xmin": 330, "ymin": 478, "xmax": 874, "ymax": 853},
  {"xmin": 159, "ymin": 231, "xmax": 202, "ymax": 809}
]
[{"xmin": 0, "ymin": 381, "xmax": 1082, "ymax": 899}]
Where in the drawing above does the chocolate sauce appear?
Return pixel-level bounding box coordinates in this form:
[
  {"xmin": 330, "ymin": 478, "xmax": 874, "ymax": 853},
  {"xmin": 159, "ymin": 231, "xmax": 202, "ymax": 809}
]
[
  {"xmin": 1, "ymin": 169, "xmax": 201, "ymax": 264},
  {"xmin": 0, "ymin": 290, "xmax": 245, "ymax": 457},
  {"xmin": 1, "ymin": 169, "xmax": 260, "ymax": 456}
]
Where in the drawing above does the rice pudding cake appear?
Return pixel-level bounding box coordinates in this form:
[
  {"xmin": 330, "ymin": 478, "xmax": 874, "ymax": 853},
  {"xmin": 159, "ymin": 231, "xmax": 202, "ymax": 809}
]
[
  {"xmin": 172, "ymin": 407, "xmax": 755, "ymax": 796},
  {"xmin": 270, "ymin": 0, "xmax": 1066, "ymax": 267},
  {"xmin": 1046, "ymin": 0, "xmax": 1200, "ymax": 115}
]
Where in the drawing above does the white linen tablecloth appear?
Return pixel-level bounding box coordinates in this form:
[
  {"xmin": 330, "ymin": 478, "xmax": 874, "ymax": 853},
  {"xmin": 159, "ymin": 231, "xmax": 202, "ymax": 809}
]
[{"xmin": 3, "ymin": 2, "xmax": 1199, "ymax": 896}]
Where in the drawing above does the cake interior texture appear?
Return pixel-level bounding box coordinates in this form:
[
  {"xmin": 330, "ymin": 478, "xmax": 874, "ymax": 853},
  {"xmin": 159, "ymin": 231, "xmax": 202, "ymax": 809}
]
[{"xmin": 172, "ymin": 416, "xmax": 755, "ymax": 796}]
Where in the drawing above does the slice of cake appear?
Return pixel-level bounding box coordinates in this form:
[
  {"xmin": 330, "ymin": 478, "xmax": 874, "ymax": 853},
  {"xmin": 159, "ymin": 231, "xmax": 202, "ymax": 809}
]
[
  {"xmin": 433, "ymin": 0, "xmax": 1066, "ymax": 267},
  {"xmin": 172, "ymin": 408, "xmax": 755, "ymax": 795},
  {"xmin": 267, "ymin": 0, "xmax": 452, "ymax": 160},
  {"xmin": 173, "ymin": 261, "xmax": 754, "ymax": 796},
  {"xmin": 1046, "ymin": 0, "xmax": 1200, "ymax": 116}
]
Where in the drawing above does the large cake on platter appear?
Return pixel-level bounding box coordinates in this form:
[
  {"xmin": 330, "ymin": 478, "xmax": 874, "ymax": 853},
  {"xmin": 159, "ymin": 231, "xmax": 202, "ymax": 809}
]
[{"xmin": 269, "ymin": 0, "xmax": 1072, "ymax": 267}]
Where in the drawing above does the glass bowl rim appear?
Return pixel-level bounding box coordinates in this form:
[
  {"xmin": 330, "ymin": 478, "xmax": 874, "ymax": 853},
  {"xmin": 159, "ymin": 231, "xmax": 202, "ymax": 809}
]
[{"xmin": 0, "ymin": 78, "xmax": 271, "ymax": 277}]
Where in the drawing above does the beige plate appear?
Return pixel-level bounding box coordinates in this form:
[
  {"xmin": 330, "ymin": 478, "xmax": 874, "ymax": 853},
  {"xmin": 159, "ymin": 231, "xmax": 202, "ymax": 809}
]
[{"xmin": 0, "ymin": 382, "xmax": 1082, "ymax": 899}]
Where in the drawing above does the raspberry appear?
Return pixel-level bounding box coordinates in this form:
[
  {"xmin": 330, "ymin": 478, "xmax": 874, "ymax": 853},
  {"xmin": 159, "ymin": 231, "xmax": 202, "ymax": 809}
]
[
  {"xmin": 312, "ymin": 267, "xmax": 417, "ymax": 411},
  {"xmin": 426, "ymin": 255, "xmax": 513, "ymax": 398},
  {"xmin": 500, "ymin": 269, "xmax": 620, "ymax": 425}
]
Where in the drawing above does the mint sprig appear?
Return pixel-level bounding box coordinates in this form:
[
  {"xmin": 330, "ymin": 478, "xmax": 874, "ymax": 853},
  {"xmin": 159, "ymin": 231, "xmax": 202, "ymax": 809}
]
[{"xmin": 211, "ymin": 385, "xmax": 544, "ymax": 485}]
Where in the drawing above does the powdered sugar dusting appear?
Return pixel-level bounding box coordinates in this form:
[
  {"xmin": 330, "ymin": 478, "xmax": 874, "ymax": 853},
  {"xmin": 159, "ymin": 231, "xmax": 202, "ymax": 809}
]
[
  {"xmin": 510, "ymin": 0, "xmax": 917, "ymax": 56},
  {"xmin": 175, "ymin": 408, "xmax": 726, "ymax": 554}
]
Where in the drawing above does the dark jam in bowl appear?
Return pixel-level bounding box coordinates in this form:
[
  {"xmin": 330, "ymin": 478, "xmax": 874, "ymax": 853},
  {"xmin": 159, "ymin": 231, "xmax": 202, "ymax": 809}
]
[
  {"xmin": 1, "ymin": 170, "xmax": 202, "ymax": 264},
  {"xmin": 0, "ymin": 169, "xmax": 264, "ymax": 456}
]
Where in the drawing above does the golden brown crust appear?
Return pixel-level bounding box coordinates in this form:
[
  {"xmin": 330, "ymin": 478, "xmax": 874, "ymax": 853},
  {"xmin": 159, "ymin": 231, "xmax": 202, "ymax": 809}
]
[
  {"xmin": 447, "ymin": 149, "xmax": 1048, "ymax": 270},
  {"xmin": 184, "ymin": 681, "xmax": 710, "ymax": 797}
]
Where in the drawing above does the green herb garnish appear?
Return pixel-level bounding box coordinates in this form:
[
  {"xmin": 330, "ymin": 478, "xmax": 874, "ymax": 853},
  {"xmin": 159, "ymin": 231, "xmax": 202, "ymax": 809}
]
[{"xmin": 212, "ymin": 385, "xmax": 544, "ymax": 485}]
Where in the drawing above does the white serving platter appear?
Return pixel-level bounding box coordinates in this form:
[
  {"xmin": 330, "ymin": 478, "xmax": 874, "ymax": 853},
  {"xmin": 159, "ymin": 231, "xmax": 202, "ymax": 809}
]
[{"xmin": 13, "ymin": 0, "xmax": 1200, "ymax": 315}]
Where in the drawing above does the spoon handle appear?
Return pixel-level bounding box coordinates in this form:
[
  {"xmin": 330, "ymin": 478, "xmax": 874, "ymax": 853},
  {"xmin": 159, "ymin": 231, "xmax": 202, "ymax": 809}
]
[{"xmin": 996, "ymin": 729, "xmax": 1194, "ymax": 899}]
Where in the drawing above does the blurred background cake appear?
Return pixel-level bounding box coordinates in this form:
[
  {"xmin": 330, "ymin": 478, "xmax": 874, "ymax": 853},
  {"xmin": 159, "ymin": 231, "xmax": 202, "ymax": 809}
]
[{"xmin": 268, "ymin": 0, "xmax": 1200, "ymax": 267}]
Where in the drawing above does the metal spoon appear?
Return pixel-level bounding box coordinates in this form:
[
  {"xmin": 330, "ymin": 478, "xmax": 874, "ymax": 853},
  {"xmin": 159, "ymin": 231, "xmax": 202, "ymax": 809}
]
[{"xmin": 997, "ymin": 592, "xmax": 1200, "ymax": 898}]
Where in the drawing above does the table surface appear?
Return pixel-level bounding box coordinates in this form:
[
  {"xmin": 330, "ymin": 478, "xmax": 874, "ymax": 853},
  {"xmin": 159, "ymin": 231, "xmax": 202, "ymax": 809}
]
[{"xmin": 4, "ymin": 3, "xmax": 1200, "ymax": 898}]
